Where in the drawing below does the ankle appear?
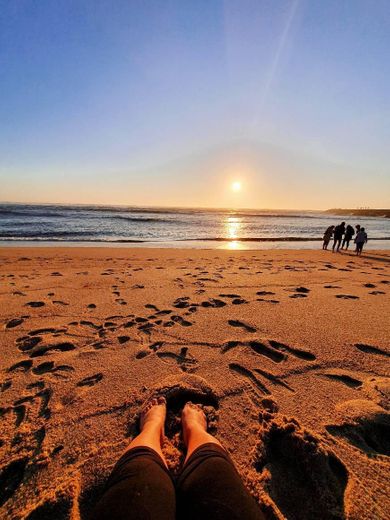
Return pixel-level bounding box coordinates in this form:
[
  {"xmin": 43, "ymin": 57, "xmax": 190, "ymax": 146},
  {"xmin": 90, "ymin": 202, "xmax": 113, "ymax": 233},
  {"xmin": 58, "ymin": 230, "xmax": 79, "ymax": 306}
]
[{"xmin": 141, "ymin": 420, "xmax": 163, "ymax": 436}]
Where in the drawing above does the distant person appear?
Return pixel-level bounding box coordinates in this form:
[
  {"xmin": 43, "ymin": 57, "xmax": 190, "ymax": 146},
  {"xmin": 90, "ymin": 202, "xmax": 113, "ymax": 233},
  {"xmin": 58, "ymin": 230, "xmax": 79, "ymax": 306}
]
[
  {"xmin": 91, "ymin": 398, "xmax": 264, "ymax": 520},
  {"xmin": 355, "ymin": 224, "xmax": 361, "ymax": 252},
  {"xmin": 341, "ymin": 224, "xmax": 355, "ymax": 250},
  {"xmin": 355, "ymin": 227, "xmax": 368, "ymax": 256},
  {"xmin": 332, "ymin": 222, "xmax": 345, "ymax": 252},
  {"xmin": 322, "ymin": 225, "xmax": 334, "ymax": 250}
]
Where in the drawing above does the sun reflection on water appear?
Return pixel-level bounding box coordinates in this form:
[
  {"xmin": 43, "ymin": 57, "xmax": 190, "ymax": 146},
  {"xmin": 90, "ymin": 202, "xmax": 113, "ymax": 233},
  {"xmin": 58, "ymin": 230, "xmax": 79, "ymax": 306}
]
[
  {"xmin": 226, "ymin": 216, "xmax": 241, "ymax": 239},
  {"xmin": 223, "ymin": 216, "xmax": 244, "ymax": 250}
]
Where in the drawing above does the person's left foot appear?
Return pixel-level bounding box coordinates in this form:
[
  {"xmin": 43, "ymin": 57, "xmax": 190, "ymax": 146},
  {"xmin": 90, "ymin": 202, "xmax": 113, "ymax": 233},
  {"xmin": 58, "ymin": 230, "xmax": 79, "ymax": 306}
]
[{"xmin": 140, "ymin": 396, "xmax": 167, "ymax": 438}]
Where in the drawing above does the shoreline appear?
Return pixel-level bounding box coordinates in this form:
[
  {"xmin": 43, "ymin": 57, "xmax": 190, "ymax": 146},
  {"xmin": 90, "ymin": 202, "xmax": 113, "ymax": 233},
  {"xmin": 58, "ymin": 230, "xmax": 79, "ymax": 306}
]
[{"xmin": 1, "ymin": 239, "xmax": 390, "ymax": 250}]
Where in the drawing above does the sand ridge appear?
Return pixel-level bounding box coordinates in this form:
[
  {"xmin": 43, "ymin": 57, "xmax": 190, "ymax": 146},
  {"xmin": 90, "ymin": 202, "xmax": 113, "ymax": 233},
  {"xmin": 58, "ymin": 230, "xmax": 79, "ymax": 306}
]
[{"xmin": 0, "ymin": 247, "xmax": 389, "ymax": 519}]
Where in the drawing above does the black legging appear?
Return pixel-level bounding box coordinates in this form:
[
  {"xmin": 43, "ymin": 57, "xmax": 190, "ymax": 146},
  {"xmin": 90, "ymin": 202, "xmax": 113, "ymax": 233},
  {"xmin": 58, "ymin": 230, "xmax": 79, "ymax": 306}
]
[{"xmin": 91, "ymin": 443, "xmax": 264, "ymax": 520}]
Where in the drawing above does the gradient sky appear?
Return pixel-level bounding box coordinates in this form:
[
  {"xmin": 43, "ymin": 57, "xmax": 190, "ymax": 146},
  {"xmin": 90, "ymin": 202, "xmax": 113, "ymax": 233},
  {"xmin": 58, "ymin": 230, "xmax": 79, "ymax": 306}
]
[{"xmin": 1, "ymin": 0, "xmax": 389, "ymax": 209}]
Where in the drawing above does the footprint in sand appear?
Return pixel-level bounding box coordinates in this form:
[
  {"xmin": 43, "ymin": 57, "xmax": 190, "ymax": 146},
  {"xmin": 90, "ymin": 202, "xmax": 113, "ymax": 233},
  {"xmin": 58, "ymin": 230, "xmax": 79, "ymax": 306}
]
[
  {"xmin": 77, "ymin": 373, "xmax": 103, "ymax": 387},
  {"xmin": 118, "ymin": 335, "xmax": 131, "ymax": 344},
  {"xmin": 171, "ymin": 315, "xmax": 192, "ymax": 327},
  {"xmin": 201, "ymin": 298, "xmax": 226, "ymax": 308},
  {"xmin": 157, "ymin": 347, "xmax": 198, "ymax": 373},
  {"xmin": 335, "ymin": 294, "xmax": 359, "ymax": 300},
  {"xmin": 0, "ymin": 458, "xmax": 29, "ymax": 508},
  {"xmin": 268, "ymin": 340, "xmax": 316, "ymax": 361},
  {"xmin": 319, "ymin": 371, "xmax": 362, "ymax": 388},
  {"xmin": 228, "ymin": 320, "xmax": 256, "ymax": 333},
  {"xmin": 5, "ymin": 318, "xmax": 24, "ymax": 329},
  {"xmin": 25, "ymin": 301, "xmax": 45, "ymax": 308},
  {"xmin": 354, "ymin": 343, "xmax": 390, "ymax": 358},
  {"xmin": 28, "ymin": 342, "xmax": 76, "ymax": 358},
  {"xmin": 229, "ymin": 363, "xmax": 270, "ymax": 397},
  {"xmin": 326, "ymin": 400, "xmax": 390, "ymax": 457},
  {"xmin": 254, "ymin": 413, "xmax": 348, "ymax": 520},
  {"xmin": 222, "ymin": 340, "xmax": 285, "ymax": 363},
  {"xmin": 7, "ymin": 360, "xmax": 33, "ymax": 373},
  {"xmin": 231, "ymin": 298, "xmax": 248, "ymax": 305},
  {"xmin": 173, "ymin": 297, "xmax": 191, "ymax": 309},
  {"xmin": 294, "ymin": 287, "xmax": 310, "ymax": 293},
  {"xmin": 32, "ymin": 361, "xmax": 74, "ymax": 376}
]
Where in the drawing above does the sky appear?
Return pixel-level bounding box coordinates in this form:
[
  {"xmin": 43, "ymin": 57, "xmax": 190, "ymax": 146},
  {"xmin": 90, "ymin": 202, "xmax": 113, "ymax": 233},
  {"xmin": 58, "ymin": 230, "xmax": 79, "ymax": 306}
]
[{"xmin": 0, "ymin": 0, "xmax": 389, "ymax": 209}]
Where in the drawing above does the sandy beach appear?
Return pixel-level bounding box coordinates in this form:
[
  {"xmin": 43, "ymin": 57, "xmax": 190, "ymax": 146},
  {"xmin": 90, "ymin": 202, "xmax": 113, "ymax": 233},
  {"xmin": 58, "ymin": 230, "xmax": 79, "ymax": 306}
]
[{"xmin": 0, "ymin": 247, "xmax": 389, "ymax": 520}]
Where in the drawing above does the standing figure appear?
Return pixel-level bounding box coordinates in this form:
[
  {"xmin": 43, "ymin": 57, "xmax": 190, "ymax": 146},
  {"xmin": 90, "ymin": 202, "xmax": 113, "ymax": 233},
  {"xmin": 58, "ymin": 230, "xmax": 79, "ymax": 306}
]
[
  {"xmin": 332, "ymin": 222, "xmax": 345, "ymax": 252},
  {"xmin": 341, "ymin": 224, "xmax": 355, "ymax": 250},
  {"xmin": 355, "ymin": 227, "xmax": 368, "ymax": 256},
  {"xmin": 322, "ymin": 225, "xmax": 334, "ymax": 250},
  {"xmin": 355, "ymin": 225, "xmax": 361, "ymax": 252}
]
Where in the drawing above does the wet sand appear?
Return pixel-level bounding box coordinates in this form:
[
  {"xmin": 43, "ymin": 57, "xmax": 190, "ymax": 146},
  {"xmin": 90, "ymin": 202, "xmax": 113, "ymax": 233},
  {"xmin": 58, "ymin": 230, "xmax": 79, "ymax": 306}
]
[{"xmin": 0, "ymin": 247, "xmax": 389, "ymax": 520}]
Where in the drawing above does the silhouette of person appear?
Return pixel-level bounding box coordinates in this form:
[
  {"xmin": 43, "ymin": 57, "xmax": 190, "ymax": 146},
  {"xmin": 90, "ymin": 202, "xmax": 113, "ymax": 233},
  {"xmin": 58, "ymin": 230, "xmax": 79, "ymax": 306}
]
[
  {"xmin": 341, "ymin": 224, "xmax": 355, "ymax": 250},
  {"xmin": 355, "ymin": 227, "xmax": 368, "ymax": 256},
  {"xmin": 322, "ymin": 225, "xmax": 334, "ymax": 250},
  {"xmin": 332, "ymin": 222, "xmax": 345, "ymax": 252},
  {"xmin": 355, "ymin": 225, "xmax": 361, "ymax": 252}
]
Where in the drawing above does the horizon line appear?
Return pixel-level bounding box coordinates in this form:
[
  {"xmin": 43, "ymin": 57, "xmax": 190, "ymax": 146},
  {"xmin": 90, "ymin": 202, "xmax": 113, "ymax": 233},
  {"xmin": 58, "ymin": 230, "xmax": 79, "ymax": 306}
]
[{"xmin": 2, "ymin": 200, "xmax": 384, "ymax": 213}]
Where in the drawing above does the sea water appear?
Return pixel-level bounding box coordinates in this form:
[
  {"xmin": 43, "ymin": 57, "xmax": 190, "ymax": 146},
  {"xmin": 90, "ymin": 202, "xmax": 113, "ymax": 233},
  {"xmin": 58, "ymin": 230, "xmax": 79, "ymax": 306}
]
[{"xmin": 1, "ymin": 204, "xmax": 389, "ymax": 249}]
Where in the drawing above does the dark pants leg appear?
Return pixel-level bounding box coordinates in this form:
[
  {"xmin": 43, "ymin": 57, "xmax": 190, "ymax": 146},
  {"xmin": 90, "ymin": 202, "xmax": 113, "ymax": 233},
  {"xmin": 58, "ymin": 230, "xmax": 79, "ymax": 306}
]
[
  {"xmin": 333, "ymin": 238, "xmax": 341, "ymax": 251},
  {"xmin": 176, "ymin": 443, "xmax": 265, "ymax": 520},
  {"xmin": 91, "ymin": 447, "xmax": 175, "ymax": 520}
]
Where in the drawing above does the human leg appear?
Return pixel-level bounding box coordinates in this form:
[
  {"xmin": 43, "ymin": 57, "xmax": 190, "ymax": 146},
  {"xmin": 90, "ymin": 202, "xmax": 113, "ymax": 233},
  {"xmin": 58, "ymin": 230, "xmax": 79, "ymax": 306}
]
[
  {"xmin": 91, "ymin": 398, "xmax": 175, "ymax": 520},
  {"xmin": 176, "ymin": 403, "xmax": 265, "ymax": 520}
]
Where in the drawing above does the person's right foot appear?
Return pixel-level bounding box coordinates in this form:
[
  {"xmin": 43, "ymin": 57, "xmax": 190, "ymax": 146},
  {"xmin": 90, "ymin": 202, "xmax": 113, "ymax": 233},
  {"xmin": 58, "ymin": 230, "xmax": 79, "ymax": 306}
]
[
  {"xmin": 140, "ymin": 396, "xmax": 166, "ymax": 439},
  {"xmin": 182, "ymin": 402, "xmax": 207, "ymax": 446}
]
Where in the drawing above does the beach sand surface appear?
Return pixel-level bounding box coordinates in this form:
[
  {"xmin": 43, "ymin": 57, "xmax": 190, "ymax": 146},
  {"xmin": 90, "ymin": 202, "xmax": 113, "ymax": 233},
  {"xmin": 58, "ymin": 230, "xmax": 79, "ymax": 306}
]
[{"xmin": 0, "ymin": 247, "xmax": 389, "ymax": 520}]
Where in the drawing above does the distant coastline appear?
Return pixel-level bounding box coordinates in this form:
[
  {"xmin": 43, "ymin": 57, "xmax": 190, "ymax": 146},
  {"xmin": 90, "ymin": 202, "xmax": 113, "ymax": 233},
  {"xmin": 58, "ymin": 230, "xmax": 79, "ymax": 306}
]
[{"xmin": 326, "ymin": 208, "xmax": 390, "ymax": 218}]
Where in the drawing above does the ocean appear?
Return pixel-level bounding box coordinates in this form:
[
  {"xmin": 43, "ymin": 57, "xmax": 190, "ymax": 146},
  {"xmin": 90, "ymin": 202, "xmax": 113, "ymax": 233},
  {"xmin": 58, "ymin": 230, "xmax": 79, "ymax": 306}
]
[{"xmin": 1, "ymin": 203, "xmax": 389, "ymax": 249}]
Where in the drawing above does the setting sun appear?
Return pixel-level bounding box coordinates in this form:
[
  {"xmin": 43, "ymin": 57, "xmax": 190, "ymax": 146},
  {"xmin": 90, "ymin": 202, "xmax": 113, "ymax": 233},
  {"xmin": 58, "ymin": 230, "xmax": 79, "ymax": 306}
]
[{"xmin": 231, "ymin": 181, "xmax": 242, "ymax": 192}]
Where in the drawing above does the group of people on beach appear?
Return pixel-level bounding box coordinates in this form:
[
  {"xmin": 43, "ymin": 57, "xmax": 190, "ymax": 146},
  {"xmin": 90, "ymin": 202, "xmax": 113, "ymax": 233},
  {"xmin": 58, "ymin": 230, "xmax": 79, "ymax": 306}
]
[{"xmin": 322, "ymin": 222, "xmax": 368, "ymax": 255}]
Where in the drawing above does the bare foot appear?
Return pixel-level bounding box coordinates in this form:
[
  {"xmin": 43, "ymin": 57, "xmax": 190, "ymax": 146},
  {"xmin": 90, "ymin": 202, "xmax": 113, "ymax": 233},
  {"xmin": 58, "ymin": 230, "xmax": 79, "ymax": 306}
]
[
  {"xmin": 140, "ymin": 396, "xmax": 166, "ymax": 440},
  {"xmin": 182, "ymin": 402, "xmax": 207, "ymax": 445},
  {"xmin": 182, "ymin": 402, "xmax": 222, "ymax": 463},
  {"xmin": 124, "ymin": 396, "xmax": 168, "ymax": 467}
]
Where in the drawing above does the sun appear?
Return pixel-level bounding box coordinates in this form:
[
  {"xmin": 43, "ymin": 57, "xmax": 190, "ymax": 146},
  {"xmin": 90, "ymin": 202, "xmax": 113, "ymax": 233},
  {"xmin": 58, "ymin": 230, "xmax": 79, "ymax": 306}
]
[{"xmin": 231, "ymin": 181, "xmax": 242, "ymax": 192}]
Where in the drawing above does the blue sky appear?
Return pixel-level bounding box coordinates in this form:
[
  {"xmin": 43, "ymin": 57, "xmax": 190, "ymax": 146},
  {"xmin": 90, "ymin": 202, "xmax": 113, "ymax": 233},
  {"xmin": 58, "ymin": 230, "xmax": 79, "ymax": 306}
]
[{"xmin": 1, "ymin": 0, "xmax": 389, "ymax": 208}]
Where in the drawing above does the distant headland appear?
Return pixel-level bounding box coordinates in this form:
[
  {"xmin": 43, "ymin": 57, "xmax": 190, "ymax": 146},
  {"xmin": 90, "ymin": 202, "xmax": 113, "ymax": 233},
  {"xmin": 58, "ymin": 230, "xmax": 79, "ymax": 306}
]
[{"xmin": 326, "ymin": 208, "xmax": 390, "ymax": 218}]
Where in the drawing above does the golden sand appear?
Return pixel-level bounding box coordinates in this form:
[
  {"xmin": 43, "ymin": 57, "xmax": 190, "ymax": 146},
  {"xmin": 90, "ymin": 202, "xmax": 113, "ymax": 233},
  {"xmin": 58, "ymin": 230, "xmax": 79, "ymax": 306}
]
[{"xmin": 0, "ymin": 247, "xmax": 389, "ymax": 519}]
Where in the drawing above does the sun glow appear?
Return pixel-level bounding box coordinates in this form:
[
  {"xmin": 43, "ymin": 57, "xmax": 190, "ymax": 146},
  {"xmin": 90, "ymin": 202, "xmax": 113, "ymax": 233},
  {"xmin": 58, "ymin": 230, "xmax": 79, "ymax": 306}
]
[{"xmin": 231, "ymin": 181, "xmax": 242, "ymax": 192}]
